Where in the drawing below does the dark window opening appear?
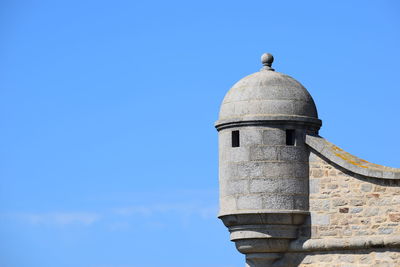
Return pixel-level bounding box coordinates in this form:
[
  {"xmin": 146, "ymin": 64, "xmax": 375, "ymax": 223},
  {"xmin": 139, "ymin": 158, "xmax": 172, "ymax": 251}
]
[
  {"xmin": 232, "ymin": 130, "xmax": 240, "ymax": 147},
  {"xmin": 286, "ymin": 129, "xmax": 295, "ymax": 146}
]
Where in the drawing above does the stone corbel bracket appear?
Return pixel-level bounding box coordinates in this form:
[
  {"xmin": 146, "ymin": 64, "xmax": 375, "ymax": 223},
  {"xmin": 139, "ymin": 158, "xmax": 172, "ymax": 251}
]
[{"xmin": 220, "ymin": 212, "xmax": 309, "ymax": 266}]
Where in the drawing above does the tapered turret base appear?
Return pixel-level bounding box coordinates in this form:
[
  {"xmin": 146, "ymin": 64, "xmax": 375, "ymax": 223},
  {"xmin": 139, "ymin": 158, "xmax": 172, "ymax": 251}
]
[
  {"xmin": 245, "ymin": 253, "xmax": 281, "ymax": 267},
  {"xmin": 220, "ymin": 212, "xmax": 308, "ymax": 266}
]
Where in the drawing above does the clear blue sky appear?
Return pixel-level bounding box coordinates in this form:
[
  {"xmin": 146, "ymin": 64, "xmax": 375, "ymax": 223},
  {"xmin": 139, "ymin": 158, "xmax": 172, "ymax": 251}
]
[{"xmin": 0, "ymin": 1, "xmax": 399, "ymax": 266}]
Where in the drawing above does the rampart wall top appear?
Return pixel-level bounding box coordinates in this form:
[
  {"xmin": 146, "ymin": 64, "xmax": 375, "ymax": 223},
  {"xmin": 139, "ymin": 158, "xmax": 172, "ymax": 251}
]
[{"xmin": 306, "ymin": 134, "xmax": 400, "ymax": 179}]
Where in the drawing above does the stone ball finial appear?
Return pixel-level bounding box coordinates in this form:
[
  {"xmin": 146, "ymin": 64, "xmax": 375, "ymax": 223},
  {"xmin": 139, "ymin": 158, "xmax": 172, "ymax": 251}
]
[{"xmin": 261, "ymin": 53, "xmax": 274, "ymax": 71}]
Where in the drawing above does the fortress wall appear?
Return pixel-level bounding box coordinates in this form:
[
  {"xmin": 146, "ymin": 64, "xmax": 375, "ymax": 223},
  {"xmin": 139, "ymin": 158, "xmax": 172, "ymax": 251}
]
[
  {"xmin": 307, "ymin": 151, "xmax": 400, "ymax": 240},
  {"xmin": 279, "ymin": 249, "xmax": 400, "ymax": 267},
  {"xmin": 276, "ymin": 151, "xmax": 400, "ymax": 266},
  {"xmin": 216, "ymin": 55, "xmax": 400, "ymax": 266}
]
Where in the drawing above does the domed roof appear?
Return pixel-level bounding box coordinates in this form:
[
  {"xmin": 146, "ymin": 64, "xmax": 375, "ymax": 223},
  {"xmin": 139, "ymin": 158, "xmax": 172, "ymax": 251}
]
[{"xmin": 216, "ymin": 53, "xmax": 321, "ymax": 129}]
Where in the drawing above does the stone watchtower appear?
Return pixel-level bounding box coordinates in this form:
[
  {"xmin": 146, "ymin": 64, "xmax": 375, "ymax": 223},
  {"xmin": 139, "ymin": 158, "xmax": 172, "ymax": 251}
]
[{"xmin": 215, "ymin": 54, "xmax": 400, "ymax": 266}]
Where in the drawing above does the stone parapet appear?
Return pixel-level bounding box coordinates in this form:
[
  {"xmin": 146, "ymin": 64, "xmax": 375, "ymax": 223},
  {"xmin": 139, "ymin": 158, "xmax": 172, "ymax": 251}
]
[{"xmin": 306, "ymin": 135, "xmax": 400, "ymax": 179}]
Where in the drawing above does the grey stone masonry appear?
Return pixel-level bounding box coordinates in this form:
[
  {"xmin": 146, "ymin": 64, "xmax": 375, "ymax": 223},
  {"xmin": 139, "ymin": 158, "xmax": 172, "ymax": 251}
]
[
  {"xmin": 216, "ymin": 53, "xmax": 320, "ymax": 266},
  {"xmin": 215, "ymin": 53, "xmax": 400, "ymax": 266},
  {"xmin": 218, "ymin": 126, "xmax": 310, "ymax": 216}
]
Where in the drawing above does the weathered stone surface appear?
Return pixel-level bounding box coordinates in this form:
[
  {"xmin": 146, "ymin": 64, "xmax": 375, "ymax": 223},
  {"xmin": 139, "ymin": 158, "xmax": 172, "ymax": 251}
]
[
  {"xmin": 309, "ymin": 179, "xmax": 319, "ymax": 194},
  {"xmin": 227, "ymin": 161, "xmax": 308, "ymax": 179},
  {"xmin": 305, "ymin": 135, "xmax": 400, "ymax": 179},
  {"xmin": 216, "ymin": 54, "xmax": 400, "ymax": 267},
  {"xmin": 304, "ymin": 151, "xmax": 400, "ymax": 242},
  {"xmin": 277, "ymin": 249, "xmax": 400, "ymax": 267},
  {"xmin": 311, "ymin": 213, "xmax": 330, "ymax": 225},
  {"xmin": 237, "ymin": 195, "xmax": 263, "ymax": 210},
  {"xmin": 250, "ymin": 178, "xmax": 308, "ymax": 194},
  {"xmin": 263, "ymin": 129, "xmax": 286, "ymax": 145},
  {"xmin": 216, "ymin": 66, "xmax": 320, "ymax": 126},
  {"xmin": 390, "ymin": 213, "xmax": 400, "ymax": 222}
]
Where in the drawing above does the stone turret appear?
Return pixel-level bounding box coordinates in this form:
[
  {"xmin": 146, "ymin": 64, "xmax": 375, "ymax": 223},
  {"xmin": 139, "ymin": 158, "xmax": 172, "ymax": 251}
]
[
  {"xmin": 215, "ymin": 53, "xmax": 400, "ymax": 266},
  {"xmin": 215, "ymin": 53, "xmax": 321, "ymax": 266}
]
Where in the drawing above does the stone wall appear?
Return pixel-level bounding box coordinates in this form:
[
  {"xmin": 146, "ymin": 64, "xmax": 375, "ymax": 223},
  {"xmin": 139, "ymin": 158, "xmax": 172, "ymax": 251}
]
[
  {"xmin": 215, "ymin": 54, "xmax": 400, "ymax": 267},
  {"xmin": 277, "ymin": 151, "xmax": 400, "ymax": 266},
  {"xmin": 308, "ymin": 152, "xmax": 400, "ymax": 240},
  {"xmin": 279, "ymin": 249, "xmax": 400, "ymax": 267}
]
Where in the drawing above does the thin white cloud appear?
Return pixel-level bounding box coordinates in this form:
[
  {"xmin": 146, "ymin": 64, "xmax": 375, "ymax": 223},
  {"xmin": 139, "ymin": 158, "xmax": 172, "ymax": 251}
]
[
  {"xmin": 13, "ymin": 212, "xmax": 100, "ymax": 226},
  {"xmin": 107, "ymin": 221, "xmax": 131, "ymax": 231},
  {"xmin": 113, "ymin": 203, "xmax": 218, "ymax": 219},
  {"xmin": 86, "ymin": 188, "xmax": 218, "ymax": 202},
  {"xmin": 198, "ymin": 205, "xmax": 218, "ymax": 219}
]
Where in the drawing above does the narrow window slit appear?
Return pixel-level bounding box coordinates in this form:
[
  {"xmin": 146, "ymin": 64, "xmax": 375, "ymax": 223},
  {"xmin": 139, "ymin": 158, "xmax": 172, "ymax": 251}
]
[
  {"xmin": 232, "ymin": 130, "xmax": 240, "ymax": 147},
  {"xmin": 286, "ymin": 129, "xmax": 295, "ymax": 146}
]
